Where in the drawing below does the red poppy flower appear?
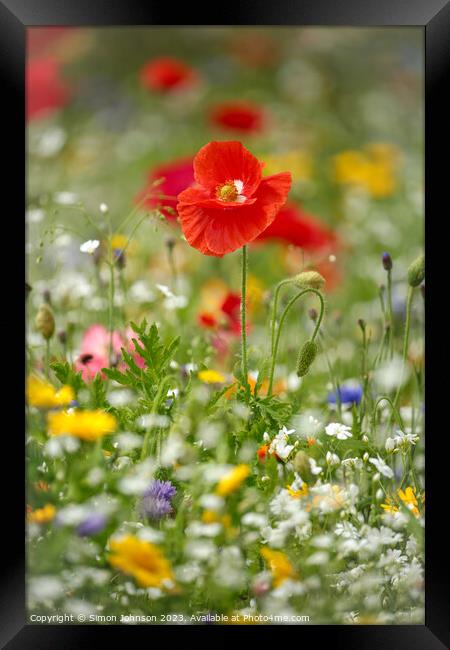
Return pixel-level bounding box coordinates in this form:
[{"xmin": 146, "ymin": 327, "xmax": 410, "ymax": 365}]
[
  {"xmin": 210, "ymin": 101, "xmax": 265, "ymax": 133},
  {"xmin": 255, "ymin": 203, "xmax": 337, "ymax": 251},
  {"xmin": 136, "ymin": 158, "xmax": 194, "ymax": 220},
  {"xmin": 140, "ymin": 57, "xmax": 197, "ymax": 93},
  {"xmin": 177, "ymin": 141, "xmax": 291, "ymax": 257},
  {"xmin": 198, "ymin": 291, "xmax": 243, "ymax": 335},
  {"xmin": 26, "ymin": 58, "xmax": 70, "ymax": 121}
]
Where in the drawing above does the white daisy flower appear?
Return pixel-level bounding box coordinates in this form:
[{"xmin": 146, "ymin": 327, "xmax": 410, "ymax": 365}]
[
  {"xmin": 369, "ymin": 455, "xmax": 394, "ymax": 478},
  {"xmin": 80, "ymin": 239, "xmax": 100, "ymax": 255},
  {"xmin": 325, "ymin": 422, "xmax": 352, "ymax": 440}
]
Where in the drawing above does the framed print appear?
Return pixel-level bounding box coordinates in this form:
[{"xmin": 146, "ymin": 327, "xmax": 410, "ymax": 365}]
[{"xmin": 1, "ymin": 0, "xmax": 449, "ymax": 646}]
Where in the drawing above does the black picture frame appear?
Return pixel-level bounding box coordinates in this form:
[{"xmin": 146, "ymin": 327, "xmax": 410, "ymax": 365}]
[{"xmin": 2, "ymin": 1, "xmax": 448, "ymax": 646}]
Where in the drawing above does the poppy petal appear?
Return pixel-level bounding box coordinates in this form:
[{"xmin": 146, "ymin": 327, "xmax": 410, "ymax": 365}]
[
  {"xmin": 193, "ymin": 141, "xmax": 262, "ymax": 198},
  {"xmin": 177, "ymin": 201, "xmax": 217, "ymax": 255}
]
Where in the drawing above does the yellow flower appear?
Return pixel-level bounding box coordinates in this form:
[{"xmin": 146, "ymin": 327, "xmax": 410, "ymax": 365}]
[
  {"xmin": 398, "ymin": 487, "xmax": 420, "ymax": 517},
  {"xmin": 108, "ymin": 535, "xmax": 175, "ymax": 589},
  {"xmin": 286, "ymin": 482, "xmax": 309, "ymax": 499},
  {"xmin": 246, "ymin": 274, "xmax": 265, "ymax": 314},
  {"xmin": 27, "ymin": 376, "xmax": 74, "ymax": 409},
  {"xmin": 202, "ymin": 510, "xmax": 233, "ymax": 529},
  {"xmin": 263, "ymin": 150, "xmax": 313, "ymax": 183},
  {"xmin": 215, "ymin": 464, "xmax": 250, "ymax": 497},
  {"xmin": 111, "ymin": 233, "xmax": 128, "ymax": 250},
  {"xmin": 47, "ymin": 409, "xmax": 117, "ymax": 441},
  {"xmin": 260, "ymin": 547, "xmax": 298, "ymax": 587},
  {"xmin": 381, "ymin": 486, "xmax": 422, "ymax": 518},
  {"xmin": 27, "ymin": 503, "xmax": 56, "ymax": 524},
  {"xmin": 198, "ymin": 369, "xmax": 226, "ymax": 384},
  {"xmin": 332, "ymin": 143, "xmax": 401, "ymax": 198}
]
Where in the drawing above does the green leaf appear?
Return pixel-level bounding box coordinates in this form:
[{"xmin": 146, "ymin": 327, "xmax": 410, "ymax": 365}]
[{"xmin": 50, "ymin": 361, "xmax": 85, "ymax": 394}]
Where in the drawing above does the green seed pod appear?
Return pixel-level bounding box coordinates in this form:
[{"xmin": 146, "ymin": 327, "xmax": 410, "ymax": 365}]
[
  {"xmin": 407, "ymin": 254, "xmax": 425, "ymax": 287},
  {"xmin": 35, "ymin": 304, "xmax": 55, "ymax": 340},
  {"xmin": 294, "ymin": 271, "xmax": 326, "ymax": 291},
  {"xmin": 293, "ymin": 451, "xmax": 313, "ymax": 483},
  {"xmin": 296, "ymin": 340, "xmax": 318, "ymax": 377}
]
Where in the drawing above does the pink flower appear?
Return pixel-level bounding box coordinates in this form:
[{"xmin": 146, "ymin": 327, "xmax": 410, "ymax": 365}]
[
  {"xmin": 74, "ymin": 325, "xmax": 123, "ymax": 382},
  {"xmin": 75, "ymin": 325, "xmax": 147, "ymax": 381}
]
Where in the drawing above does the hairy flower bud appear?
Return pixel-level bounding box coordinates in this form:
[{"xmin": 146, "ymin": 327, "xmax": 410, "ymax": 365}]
[
  {"xmin": 382, "ymin": 252, "xmax": 393, "ymax": 271},
  {"xmin": 35, "ymin": 304, "xmax": 55, "ymax": 339},
  {"xmin": 294, "ymin": 271, "xmax": 326, "ymax": 291},
  {"xmin": 293, "ymin": 451, "xmax": 313, "ymax": 483},
  {"xmin": 407, "ymin": 254, "xmax": 425, "ymax": 287},
  {"xmin": 296, "ymin": 340, "xmax": 318, "ymax": 377}
]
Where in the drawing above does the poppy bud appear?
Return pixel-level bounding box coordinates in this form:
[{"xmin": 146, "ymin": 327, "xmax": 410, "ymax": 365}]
[
  {"xmin": 382, "ymin": 252, "xmax": 393, "ymax": 271},
  {"xmin": 293, "ymin": 451, "xmax": 313, "ymax": 483},
  {"xmin": 35, "ymin": 304, "xmax": 55, "ymax": 339},
  {"xmin": 407, "ymin": 254, "xmax": 425, "ymax": 287},
  {"xmin": 296, "ymin": 340, "xmax": 318, "ymax": 377},
  {"xmin": 294, "ymin": 271, "xmax": 326, "ymax": 291}
]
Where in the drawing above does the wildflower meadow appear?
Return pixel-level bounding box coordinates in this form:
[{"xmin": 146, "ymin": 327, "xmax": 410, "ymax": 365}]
[{"xmin": 26, "ymin": 27, "xmax": 424, "ymax": 625}]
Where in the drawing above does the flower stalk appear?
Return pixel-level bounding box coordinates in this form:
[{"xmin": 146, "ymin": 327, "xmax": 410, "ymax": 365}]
[
  {"xmin": 268, "ymin": 287, "xmax": 325, "ymax": 395},
  {"xmin": 240, "ymin": 245, "xmax": 249, "ymax": 394}
]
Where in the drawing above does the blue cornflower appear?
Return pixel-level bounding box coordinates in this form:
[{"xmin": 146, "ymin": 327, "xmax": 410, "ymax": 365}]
[
  {"xmin": 327, "ymin": 383, "xmax": 363, "ymax": 407},
  {"xmin": 77, "ymin": 512, "xmax": 107, "ymax": 537},
  {"xmin": 140, "ymin": 480, "xmax": 177, "ymax": 521}
]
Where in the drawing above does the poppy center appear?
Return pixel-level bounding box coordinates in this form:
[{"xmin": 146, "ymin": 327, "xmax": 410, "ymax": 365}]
[{"xmin": 216, "ymin": 179, "xmax": 245, "ymax": 203}]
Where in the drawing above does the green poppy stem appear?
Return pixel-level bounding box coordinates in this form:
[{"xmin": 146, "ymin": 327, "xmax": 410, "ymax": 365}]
[{"xmin": 240, "ymin": 245, "xmax": 249, "ymax": 393}]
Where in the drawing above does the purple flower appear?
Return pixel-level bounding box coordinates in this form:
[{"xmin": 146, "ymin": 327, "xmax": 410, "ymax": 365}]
[
  {"xmin": 77, "ymin": 512, "xmax": 107, "ymax": 537},
  {"xmin": 327, "ymin": 383, "xmax": 363, "ymax": 406},
  {"xmin": 140, "ymin": 480, "xmax": 176, "ymax": 521}
]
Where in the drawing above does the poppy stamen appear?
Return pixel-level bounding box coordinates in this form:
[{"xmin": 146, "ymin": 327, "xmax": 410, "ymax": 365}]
[{"xmin": 216, "ymin": 179, "xmax": 246, "ymax": 203}]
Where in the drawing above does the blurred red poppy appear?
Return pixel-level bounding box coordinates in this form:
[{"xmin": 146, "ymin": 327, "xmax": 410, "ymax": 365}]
[
  {"xmin": 27, "ymin": 28, "xmax": 76, "ymax": 58},
  {"xmin": 26, "ymin": 58, "xmax": 70, "ymax": 121},
  {"xmin": 140, "ymin": 57, "xmax": 198, "ymax": 92},
  {"xmin": 136, "ymin": 158, "xmax": 194, "ymax": 220},
  {"xmin": 210, "ymin": 101, "xmax": 265, "ymax": 133},
  {"xmin": 177, "ymin": 141, "xmax": 291, "ymax": 256},
  {"xmin": 255, "ymin": 203, "xmax": 337, "ymax": 251},
  {"xmin": 198, "ymin": 291, "xmax": 242, "ymax": 335}
]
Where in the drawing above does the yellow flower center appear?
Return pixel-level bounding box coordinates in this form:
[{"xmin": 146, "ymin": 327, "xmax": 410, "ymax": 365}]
[{"xmin": 216, "ymin": 182, "xmax": 239, "ymax": 202}]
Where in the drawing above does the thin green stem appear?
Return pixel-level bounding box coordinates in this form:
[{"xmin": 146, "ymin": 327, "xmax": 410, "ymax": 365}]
[
  {"xmin": 387, "ymin": 269, "xmax": 394, "ymax": 358},
  {"xmin": 268, "ymin": 288, "xmax": 325, "ymax": 395},
  {"xmin": 393, "ymin": 286, "xmax": 414, "ymax": 410},
  {"xmin": 270, "ymin": 279, "xmax": 295, "ymax": 356},
  {"xmin": 318, "ymin": 330, "xmax": 342, "ymax": 419},
  {"xmin": 240, "ymin": 245, "xmax": 249, "ymax": 393},
  {"xmin": 141, "ymin": 378, "xmax": 171, "ymax": 461},
  {"xmin": 372, "ymin": 395, "xmax": 405, "ymax": 434},
  {"xmin": 107, "ymin": 261, "xmax": 115, "ymax": 367},
  {"xmin": 45, "ymin": 339, "xmax": 51, "ymax": 379},
  {"xmin": 167, "ymin": 244, "xmax": 178, "ymax": 291}
]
